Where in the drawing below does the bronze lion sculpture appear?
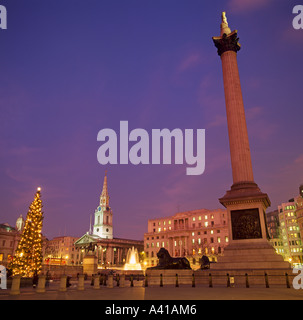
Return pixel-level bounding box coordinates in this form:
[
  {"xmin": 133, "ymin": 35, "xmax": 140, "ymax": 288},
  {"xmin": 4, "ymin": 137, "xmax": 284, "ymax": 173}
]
[{"xmin": 147, "ymin": 248, "xmax": 191, "ymax": 270}]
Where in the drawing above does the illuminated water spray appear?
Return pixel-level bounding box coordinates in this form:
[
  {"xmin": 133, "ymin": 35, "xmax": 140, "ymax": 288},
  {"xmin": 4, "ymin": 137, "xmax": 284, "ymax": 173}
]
[{"xmin": 124, "ymin": 247, "xmax": 142, "ymax": 270}]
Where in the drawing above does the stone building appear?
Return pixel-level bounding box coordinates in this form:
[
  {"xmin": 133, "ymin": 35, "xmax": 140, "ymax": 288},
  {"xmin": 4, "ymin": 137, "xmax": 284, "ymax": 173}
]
[
  {"xmin": 0, "ymin": 223, "xmax": 20, "ymax": 268},
  {"xmin": 144, "ymin": 208, "xmax": 229, "ymax": 269},
  {"xmin": 278, "ymin": 199, "xmax": 303, "ymax": 265},
  {"xmin": 266, "ymin": 210, "xmax": 284, "ymax": 258},
  {"xmin": 44, "ymin": 236, "xmax": 82, "ymax": 266},
  {"xmin": 75, "ymin": 172, "xmax": 144, "ymax": 268},
  {"xmin": 296, "ymin": 185, "xmax": 303, "ymax": 244}
]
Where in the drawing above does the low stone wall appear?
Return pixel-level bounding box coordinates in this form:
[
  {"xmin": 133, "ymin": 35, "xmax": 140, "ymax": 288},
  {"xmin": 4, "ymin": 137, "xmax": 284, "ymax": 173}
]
[
  {"xmin": 41, "ymin": 265, "xmax": 83, "ymax": 279},
  {"xmin": 145, "ymin": 268, "xmax": 294, "ymax": 288},
  {"xmin": 146, "ymin": 269, "xmax": 193, "ymax": 286}
]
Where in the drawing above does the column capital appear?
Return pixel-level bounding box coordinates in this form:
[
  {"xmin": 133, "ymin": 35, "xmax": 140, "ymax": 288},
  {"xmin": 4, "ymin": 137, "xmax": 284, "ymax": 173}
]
[{"xmin": 213, "ymin": 30, "xmax": 241, "ymax": 57}]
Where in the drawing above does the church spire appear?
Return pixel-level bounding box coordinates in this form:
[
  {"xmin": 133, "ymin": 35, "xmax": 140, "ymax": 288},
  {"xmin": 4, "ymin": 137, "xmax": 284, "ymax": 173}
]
[{"xmin": 100, "ymin": 170, "xmax": 109, "ymax": 208}]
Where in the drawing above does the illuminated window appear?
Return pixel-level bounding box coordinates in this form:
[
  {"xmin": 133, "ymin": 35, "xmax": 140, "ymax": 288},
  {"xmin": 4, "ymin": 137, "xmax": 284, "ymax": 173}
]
[{"xmin": 205, "ymin": 222, "xmax": 208, "ymax": 227}]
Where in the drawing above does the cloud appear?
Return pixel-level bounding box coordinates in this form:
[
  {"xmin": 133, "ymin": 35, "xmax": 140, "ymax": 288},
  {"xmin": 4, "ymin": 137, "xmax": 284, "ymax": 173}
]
[
  {"xmin": 282, "ymin": 26, "xmax": 303, "ymax": 45},
  {"xmin": 227, "ymin": 0, "xmax": 273, "ymax": 13},
  {"xmin": 246, "ymin": 106, "xmax": 277, "ymax": 141},
  {"xmin": 177, "ymin": 53, "xmax": 201, "ymax": 73},
  {"xmin": 294, "ymin": 154, "xmax": 303, "ymax": 165},
  {"xmin": 207, "ymin": 114, "xmax": 227, "ymax": 129}
]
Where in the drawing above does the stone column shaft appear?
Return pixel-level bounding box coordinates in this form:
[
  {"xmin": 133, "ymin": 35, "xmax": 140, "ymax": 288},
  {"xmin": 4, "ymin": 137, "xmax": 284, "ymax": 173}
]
[{"xmin": 220, "ymin": 50, "xmax": 254, "ymax": 184}]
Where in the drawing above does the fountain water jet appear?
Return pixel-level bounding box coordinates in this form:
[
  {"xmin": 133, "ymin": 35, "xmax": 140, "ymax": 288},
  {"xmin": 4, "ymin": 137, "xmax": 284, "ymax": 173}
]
[{"xmin": 124, "ymin": 247, "xmax": 142, "ymax": 270}]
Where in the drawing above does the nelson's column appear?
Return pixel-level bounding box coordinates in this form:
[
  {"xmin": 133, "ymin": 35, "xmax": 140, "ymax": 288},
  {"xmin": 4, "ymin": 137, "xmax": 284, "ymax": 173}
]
[{"xmin": 211, "ymin": 13, "xmax": 290, "ymax": 270}]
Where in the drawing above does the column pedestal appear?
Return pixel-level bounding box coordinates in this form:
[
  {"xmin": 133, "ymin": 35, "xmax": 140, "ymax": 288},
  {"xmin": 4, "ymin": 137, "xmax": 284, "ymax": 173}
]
[{"xmin": 83, "ymin": 251, "xmax": 98, "ymax": 276}]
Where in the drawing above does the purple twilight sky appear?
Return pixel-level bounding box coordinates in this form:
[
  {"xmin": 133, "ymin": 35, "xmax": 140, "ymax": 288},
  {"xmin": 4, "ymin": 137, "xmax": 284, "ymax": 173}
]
[{"xmin": 0, "ymin": 0, "xmax": 303, "ymax": 241}]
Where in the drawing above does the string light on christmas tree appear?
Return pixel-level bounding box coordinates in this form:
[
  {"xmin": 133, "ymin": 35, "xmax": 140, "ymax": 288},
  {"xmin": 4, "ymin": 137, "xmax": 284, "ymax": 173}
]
[{"xmin": 10, "ymin": 187, "xmax": 44, "ymax": 277}]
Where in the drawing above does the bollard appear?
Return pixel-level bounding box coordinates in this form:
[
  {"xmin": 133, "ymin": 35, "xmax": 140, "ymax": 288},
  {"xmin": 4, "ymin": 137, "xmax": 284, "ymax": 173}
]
[
  {"xmin": 264, "ymin": 272, "xmax": 269, "ymax": 288},
  {"xmin": 175, "ymin": 274, "xmax": 179, "ymax": 287},
  {"xmin": 245, "ymin": 273, "xmax": 249, "ymax": 288},
  {"xmin": 227, "ymin": 273, "xmax": 231, "ymax": 288},
  {"xmin": 120, "ymin": 274, "xmax": 125, "ymax": 288},
  {"xmin": 77, "ymin": 274, "xmax": 85, "ymax": 291},
  {"xmin": 107, "ymin": 274, "xmax": 114, "ymax": 288},
  {"xmin": 93, "ymin": 274, "xmax": 100, "ymax": 289},
  {"xmin": 209, "ymin": 273, "xmax": 213, "ymax": 288},
  {"xmin": 66, "ymin": 276, "xmax": 72, "ymax": 288},
  {"xmin": 144, "ymin": 274, "xmax": 148, "ymax": 287},
  {"xmin": 10, "ymin": 275, "xmax": 21, "ymax": 295},
  {"xmin": 160, "ymin": 274, "xmax": 163, "ymax": 287},
  {"xmin": 36, "ymin": 275, "xmax": 46, "ymax": 293},
  {"xmin": 116, "ymin": 274, "xmax": 120, "ymax": 287},
  {"xmin": 59, "ymin": 275, "xmax": 67, "ymax": 292},
  {"xmin": 130, "ymin": 274, "xmax": 134, "ymax": 287},
  {"xmin": 192, "ymin": 273, "xmax": 195, "ymax": 288},
  {"xmin": 285, "ymin": 273, "xmax": 290, "ymax": 289}
]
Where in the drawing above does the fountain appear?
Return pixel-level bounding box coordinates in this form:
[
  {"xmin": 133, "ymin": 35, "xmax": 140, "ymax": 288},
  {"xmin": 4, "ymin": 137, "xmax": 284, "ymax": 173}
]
[{"xmin": 124, "ymin": 247, "xmax": 142, "ymax": 270}]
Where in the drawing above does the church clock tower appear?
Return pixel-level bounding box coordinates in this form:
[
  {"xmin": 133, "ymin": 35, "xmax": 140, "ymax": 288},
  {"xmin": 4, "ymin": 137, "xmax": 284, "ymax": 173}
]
[{"xmin": 93, "ymin": 171, "xmax": 113, "ymax": 239}]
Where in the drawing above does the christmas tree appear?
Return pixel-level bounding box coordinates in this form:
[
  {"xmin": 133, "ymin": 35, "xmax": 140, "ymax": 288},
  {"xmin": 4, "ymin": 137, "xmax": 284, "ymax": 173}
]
[{"xmin": 11, "ymin": 188, "xmax": 44, "ymax": 277}]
